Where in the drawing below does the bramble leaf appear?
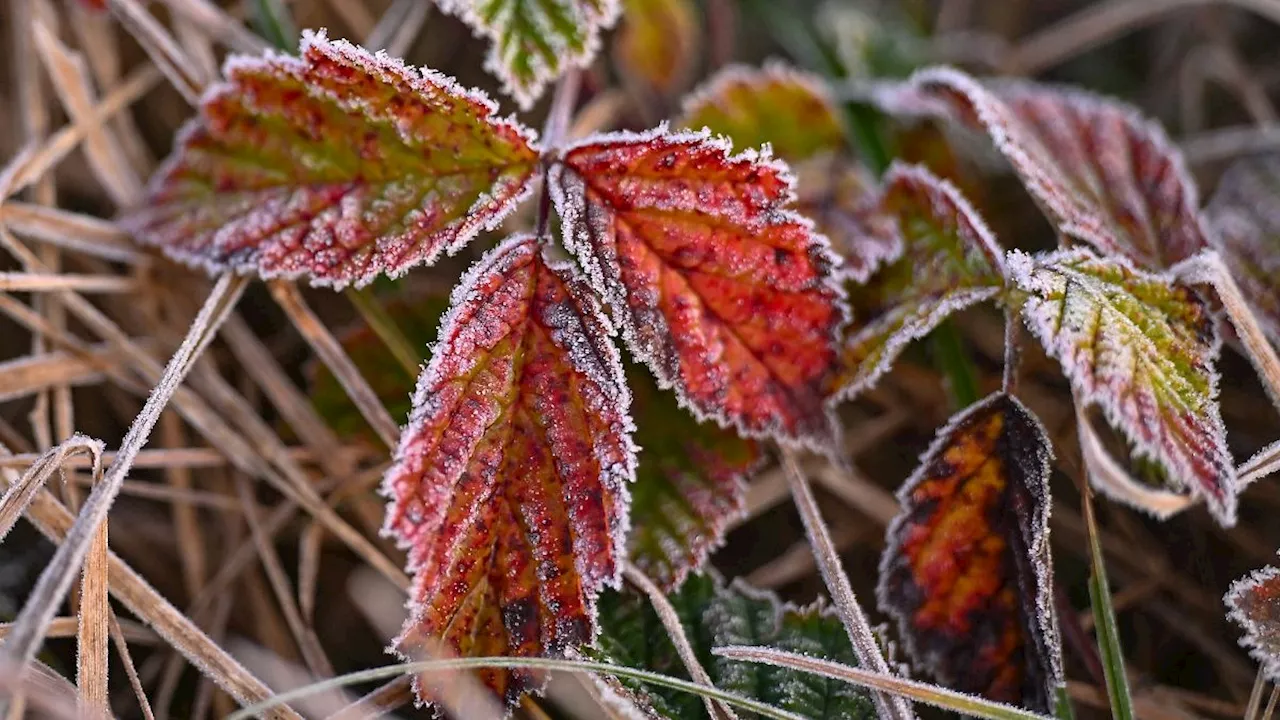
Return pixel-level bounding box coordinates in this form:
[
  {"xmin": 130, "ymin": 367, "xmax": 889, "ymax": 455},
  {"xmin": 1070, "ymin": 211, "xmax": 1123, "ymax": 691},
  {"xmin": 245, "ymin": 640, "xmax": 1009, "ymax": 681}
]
[
  {"xmin": 879, "ymin": 391, "xmax": 1062, "ymax": 712},
  {"xmin": 627, "ymin": 367, "xmax": 761, "ymax": 591},
  {"xmin": 596, "ymin": 573, "xmax": 877, "ymax": 720},
  {"xmin": 382, "ymin": 234, "xmax": 637, "ymax": 707},
  {"xmin": 550, "ymin": 128, "xmax": 848, "ymax": 450},
  {"xmin": 891, "ymin": 67, "xmax": 1209, "ymax": 269},
  {"xmin": 1225, "ymin": 564, "xmax": 1280, "ymax": 682},
  {"xmin": 614, "ymin": 0, "xmax": 699, "ymax": 97},
  {"xmin": 832, "ymin": 162, "xmax": 1004, "ymax": 401},
  {"xmin": 794, "ymin": 153, "xmax": 903, "ymax": 283},
  {"xmin": 1009, "ymin": 248, "xmax": 1236, "ymax": 524},
  {"xmin": 437, "ymin": 0, "xmax": 621, "ymax": 110},
  {"xmin": 679, "ymin": 63, "xmax": 846, "ymax": 163},
  {"xmin": 123, "ymin": 31, "xmax": 540, "ymax": 289},
  {"xmin": 1203, "ymin": 154, "xmax": 1280, "ymax": 347}
]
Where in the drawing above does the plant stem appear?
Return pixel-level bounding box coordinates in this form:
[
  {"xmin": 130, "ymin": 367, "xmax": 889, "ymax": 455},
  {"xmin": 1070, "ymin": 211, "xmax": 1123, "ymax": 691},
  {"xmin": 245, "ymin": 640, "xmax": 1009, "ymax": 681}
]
[
  {"xmin": 1082, "ymin": 487, "xmax": 1135, "ymax": 720},
  {"xmin": 780, "ymin": 449, "xmax": 914, "ymax": 720},
  {"xmin": 346, "ymin": 287, "xmax": 422, "ymax": 378}
]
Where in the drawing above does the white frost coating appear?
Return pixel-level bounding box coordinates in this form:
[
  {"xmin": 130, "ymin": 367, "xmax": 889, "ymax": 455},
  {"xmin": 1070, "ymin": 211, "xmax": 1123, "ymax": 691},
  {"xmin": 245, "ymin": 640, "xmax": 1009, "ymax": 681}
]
[
  {"xmin": 434, "ymin": 0, "xmax": 622, "ymax": 110},
  {"xmin": 125, "ymin": 29, "xmax": 541, "ymax": 291},
  {"xmin": 877, "ymin": 392, "xmax": 1065, "ymax": 705},
  {"xmin": 550, "ymin": 126, "xmax": 851, "ymax": 452},
  {"xmin": 1225, "ymin": 565, "xmax": 1280, "ymax": 682},
  {"xmin": 890, "ymin": 66, "xmax": 1210, "ymax": 269},
  {"xmin": 883, "ymin": 161, "xmax": 1008, "ymax": 275},
  {"xmin": 1011, "ymin": 247, "xmax": 1238, "ymax": 525},
  {"xmin": 1239, "ymin": 439, "xmax": 1280, "ymax": 489},
  {"xmin": 1074, "ymin": 400, "xmax": 1195, "ymax": 519}
]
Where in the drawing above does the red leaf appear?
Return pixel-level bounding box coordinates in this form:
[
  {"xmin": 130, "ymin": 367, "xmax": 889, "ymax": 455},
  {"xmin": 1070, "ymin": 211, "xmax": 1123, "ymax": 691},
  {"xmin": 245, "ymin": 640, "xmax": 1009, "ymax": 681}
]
[
  {"xmin": 888, "ymin": 67, "xmax": 1209, "ymax": 270},
  {"xmin": 550, "ymin": 129, "xmax": 848, "ymax": 449},
  {"xmin": 1226, "ymin": 564, "xmax": 1280, "ymax": 682},
  {"xmin": 879, "ymin": 392, "xmax": 1063, "ymax": 712},
  {"xmin": 1204, "ymin": 154, "xmax": 1280, "ymax": 347},
  {"xmin": 124, "ymin": 31, "xmax": 540, "ymax": 289},
  {"xmin": 383, "ymin": 234, "xmax": 636, "ymax": 706}
]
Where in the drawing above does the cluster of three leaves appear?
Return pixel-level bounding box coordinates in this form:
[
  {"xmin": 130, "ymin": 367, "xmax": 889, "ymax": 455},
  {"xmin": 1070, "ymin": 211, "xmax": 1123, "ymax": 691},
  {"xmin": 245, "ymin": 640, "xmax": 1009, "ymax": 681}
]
[{"xmin": 122, "ymin": 31, "xmax": 845, "ymax": 705}]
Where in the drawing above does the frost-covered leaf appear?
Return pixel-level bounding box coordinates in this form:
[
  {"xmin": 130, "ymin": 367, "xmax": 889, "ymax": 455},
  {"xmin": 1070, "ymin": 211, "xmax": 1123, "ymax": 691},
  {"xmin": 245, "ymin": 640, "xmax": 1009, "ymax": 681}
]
[
  {"xmin": 1226, "ymin": 564, "xmax": 1280, "ymax": 682},
  {"xmin": 382, "ymin": 234, "xmax": 637, "ymax": 707},
  {"xmin": 832, "ymin": 162, "xmax": 1005, "ymax": 401},
  {"xmin": 891, "ymin": 67, "xmax": 1209, "ymax": 269},
  {"xmin": 1203, "ymin": 154, "xmax": 1280, "ymax": 347},
  {"xmin": 678, "ymin": 63, "xmax": 845, "ymax": 163},
  {"xmin": 1009, "ymin": 248, "xmax": 1236, "ymax": 524},
  {"xmin": 614, "ymin": 0, "xmax": 699, "ymax": 97},
  {"xmin": 596, "ymin": 573, "xmax": 876, "ymax": 719},
  {"xmin": 550, "ymin": 129, "xmax": 848, "ymax": 449},
  {"xmin": 878, "ymin": 392, "xmax": 1062, "ymax": 712},
  {"xmin": 627, "ymin": 367, "xmax": 761, "ymax": 591},
  {"xmin": 793, "ymin": 153, "xmax": 902, "ymax": 283},
  {"xmin": 123, "ymin": 31, "xmax": 540, "ymax": 289},
  {"xmin": 437, "ymin": 0, "xmax": 620, "ymax": 110},
  {"xmin": 309, "ymin": 295, "xmax": 448, "ymax": 442}
]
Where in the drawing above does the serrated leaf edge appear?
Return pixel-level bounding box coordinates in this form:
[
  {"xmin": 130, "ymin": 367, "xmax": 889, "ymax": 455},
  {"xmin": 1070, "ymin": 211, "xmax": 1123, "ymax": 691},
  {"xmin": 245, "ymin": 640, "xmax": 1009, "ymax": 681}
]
[{"xmin": 1225, "ymin": 565, "xmax": 1280, "ymax": 682}]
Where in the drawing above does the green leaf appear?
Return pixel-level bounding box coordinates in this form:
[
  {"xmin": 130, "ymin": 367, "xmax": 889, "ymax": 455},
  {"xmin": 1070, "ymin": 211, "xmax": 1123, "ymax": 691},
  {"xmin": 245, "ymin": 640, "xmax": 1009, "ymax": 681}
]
[
  {"xmin": 1009, "ymin": 248, "xmax": 1236, "ymax": 525},
  {"xmin": 627, "ymin": 368, "xmax": 762, "ymax": 591},
  {"xmin": 124, "ymin": 31, "xmax": 540, "ymax": 289},
  {"xmin": 831, "ymin": 162, "xmax": 1005, "ymax": 402},
  {"xmin": 596, "ymin": 574, "xmax": 877, "ymax": 720},
  {"xmin": 438, "ymin": 0, "xmax": 621, "ymax": 109}
]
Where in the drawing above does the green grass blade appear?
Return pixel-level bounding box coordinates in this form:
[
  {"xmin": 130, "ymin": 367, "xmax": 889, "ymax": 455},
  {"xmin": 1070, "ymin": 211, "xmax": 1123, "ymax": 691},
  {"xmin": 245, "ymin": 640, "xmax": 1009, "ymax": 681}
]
[{"xmin": 1082, "ymin": 490, "xmax": 1135, "ymax": 720}]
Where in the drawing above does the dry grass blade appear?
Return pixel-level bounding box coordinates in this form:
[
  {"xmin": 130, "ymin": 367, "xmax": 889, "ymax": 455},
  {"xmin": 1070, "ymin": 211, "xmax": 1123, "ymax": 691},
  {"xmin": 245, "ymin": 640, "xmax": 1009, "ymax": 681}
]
[
  {"xmin": 109, "ymin": 615, "xmax": 157, "ymax": 720},
  {"xmin": 366, "ymin": 0, "xmax": 432, "ymax": 56},
  {"xmin": 31, "ymin": 16, "xmax": 144, "ymax": 206},
  {"xmin": 162, "ymin": 0, "xmax": 270, "ymax": 54},
  {"xmin": 0, "ymin": 434, "xmax": 103, "ymax": 544},
  {"xmin": 0, "ymin": 272, "xmax": 137, "ymax": 293},
  {"xmin": 623, "ymin": 562, "xmax": 739, "ymax": 720},
  {"xmin": 325, "ymin": 676, "xmax": 414, "ymax": 720},
  {"xmin": 268, "ymin": 281, "xmax": 400, "ymax": 448},
  {"xmin": 0, "ymin": 273, "xmax": 245, "ymax": 674},
  {"xmin": 779, "ymin": 448, "xmax": 913, "ymax": 720},
  {"xmin": 1240, "ymin": 440, "xmax": 1280, "ymax": 486},
  {"xmin": 0, "ymin": 202, "xmax": 145, "ymax": 265},
  {"xmin": 77, "ymin": 479, "xmax": 110, "ymax": 718},
  {"xmin": 105, "ymin": 0, "xmax": 206, "ymax": 104},
  {"xmin": 1075, "ymin": 402, "xmax": 1195, "ymax": 518}
]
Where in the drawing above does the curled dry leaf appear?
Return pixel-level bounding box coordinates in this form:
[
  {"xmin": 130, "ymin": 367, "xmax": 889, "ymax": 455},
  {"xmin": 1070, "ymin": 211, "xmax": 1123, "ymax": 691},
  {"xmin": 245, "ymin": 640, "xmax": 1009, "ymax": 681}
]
[
  {"xmin": 626, "ymin": 367, "xmax": 762, "ymax": 591},
  {"xmin": 1203, "ymin": 154, "xmax": 1280, "ymax": 347},
  {"xmin": 1225, "ymin": 564, "xmax": 1280, "ymax": 682},
  {"xmin": 878, "ymin": 392, "xmax": 1063, "ymax": 712},
  {"xmin": 614, "ymin": 0, "xmax": 700, "ymax": 97},
  {"xmin": 124, "ymin": 30, "xmax": 540, "ymax": 289},
  {"xmin": 596, "ymin": 573, "xmax": 876, "ymax": 720},
  {"xmin": 382, "ymin": 234, "xmax": 637, "ymax": 707},
  {"xmin": 1009, "ymin": 248, "xmax": 1236, "ymax": 525},
  {"xmin": 550, "ymin": 128, "xmax": 848, "ymax": 450},
  {"xmin": 436, "ymin": 0, "xmax": 621, "ymax": 110},
  {"xmin": 888, "ymin": 67, "xmax": 1209, "ymax": 270},
  {"xmin": 832, "ymin": 162, "xmax": 1005, "ymax": 402}
]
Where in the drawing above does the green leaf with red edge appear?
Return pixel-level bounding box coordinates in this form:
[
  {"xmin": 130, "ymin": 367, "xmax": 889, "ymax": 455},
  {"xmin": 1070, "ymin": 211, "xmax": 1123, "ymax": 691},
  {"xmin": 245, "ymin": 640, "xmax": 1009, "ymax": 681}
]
[
  {"xmin": 308, "ymin": 294, "xmax": 449, "ymax": 443},
  {"xmin": 626, "ymin": 366, "xmax": 762, "ymax": 591},
  {"xmin": 595, "ymin": 573, "xmax": 877, "ymax": 720},
  {"xmin": 878, "ymin": 391, "xmax": 1063, "ymax": 713},
  {"xmin": 1226, "ymin": 564, "xmax": 1280, "ymax": 682},
  {"xmin": 436, "ymin": 0, "xmax": 620, "ymax": 110},
  {"xmin": 382, "ymin": 234, "xmax": 637, "ymax": 708},
  {"xmin": 550, "ymin": 128, "xmax": 848, "ymax": 450},
  {"xmin": 831, "ymin": 162, "xmax": 1005, "ymax": 402},
  {"xmin": 882, "ymin": 67, "xmax": 1210, "ymax": 270},
  {"xmin": 1008, "ymin": 248, "xmax": 1236, "ymax": 525},
  {"xmin": 1203, "ymin": 154, "xmax": 1280, "ymax": 347},
  {"xmin": 122, "ymin": 30, "xmax": 540, "ymax": 289},
  {"xmin": 678, "ymin": 63, "xmax": 846, "ymax": 163}
]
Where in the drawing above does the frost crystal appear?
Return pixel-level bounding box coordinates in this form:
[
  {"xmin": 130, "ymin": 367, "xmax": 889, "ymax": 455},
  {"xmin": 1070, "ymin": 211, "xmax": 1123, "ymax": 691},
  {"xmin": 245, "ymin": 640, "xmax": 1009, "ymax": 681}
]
[
  {"xmin": 123, "ymin": 30, "xmax": 540, "ymax": 289},
  {"xmin": 382, "ymin": 234, "xmax": 637, "ymax": 709},
  {"xmin": 1226, "ymin": 564, "xmax": 1280, "ymax": 682},
  {"xmin": 879, "ymin": 392, "xmax": 1063, "ymax": 712},
  {"xmin": 1012, "ymin": 248, "xmax": 1237, "ymax": 525},
  {"xmin": 550, "ymin": 127, "xmax": 849, "ymax": 450}
]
